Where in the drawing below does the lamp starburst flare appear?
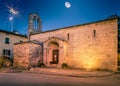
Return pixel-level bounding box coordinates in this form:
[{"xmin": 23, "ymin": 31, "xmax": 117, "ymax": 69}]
[
  {"xmin": 9, "ymin": 7, "xmax": 19, "ymax": 15},
  {"xmin": 5, "ymin": 3, "xmax": 20, "ymax": 32},
  {"xmin": 6, "ymin": 4, "xmax": 19, "ymax": 15}
]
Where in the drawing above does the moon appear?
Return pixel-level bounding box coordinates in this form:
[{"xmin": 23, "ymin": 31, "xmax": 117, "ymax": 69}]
[{"xmin": 65, "ymin": 2, "xmax": 71, "ymax": 8}]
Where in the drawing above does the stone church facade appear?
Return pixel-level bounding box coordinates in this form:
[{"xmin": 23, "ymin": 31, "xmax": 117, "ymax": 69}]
[{"xmin": 14, "ymin": 14, "xmax": 118, "ymax": 71}]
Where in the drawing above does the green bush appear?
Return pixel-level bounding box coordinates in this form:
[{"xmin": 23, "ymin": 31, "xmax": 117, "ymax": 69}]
[
  {"xmin": 61, "ymin": 63, "xmax": 68, "ymax": 69},
  {"xmin": 0, "ymin": 56, "xmax": 12, "ymax": 68},
  {"xmin": 38, "ymin": 61, "xmax": 45, "ymax": 67}
]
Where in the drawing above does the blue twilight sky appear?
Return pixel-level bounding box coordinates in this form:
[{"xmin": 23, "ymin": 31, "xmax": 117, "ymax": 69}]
[{"xmin": 0, "ymin": 0, "xmax": 120, "ymax": 35}]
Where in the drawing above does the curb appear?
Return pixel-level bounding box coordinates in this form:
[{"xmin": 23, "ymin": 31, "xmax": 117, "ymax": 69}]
[
  {"xmin": 0, "ymin": 70, "xmax": 22, "ymax": 73},
  {"xmin": 0, "ymin": 68, "xmax": 115, "ymax": 78},
  {"xmin": 22, "ymin": 70, "xmax": 114, "ymax": 78}
]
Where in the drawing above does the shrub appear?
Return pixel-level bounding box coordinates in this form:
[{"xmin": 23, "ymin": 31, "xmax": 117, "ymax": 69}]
[
  {"xmin": 38, "ymin": 61, "xmax": 45, "ymax": 67},
  {"xmin": 0, "ymin": 57, "xmax": 4, "ymax": 68},
  {"xmin": 61, "ymin": 63, "xmax": 68, "ymax": 69},
  {"xmin": 50, "ymin": 61, "xmax": 58, "ymax": 64},
  {"xmin": 0, "ymin": 56, "xmax": 12, "ymax": 68}
]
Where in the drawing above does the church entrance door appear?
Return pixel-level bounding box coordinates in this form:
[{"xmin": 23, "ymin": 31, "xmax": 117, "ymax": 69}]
[{"xmin": 52, "ymin": 50, "xmax": 59, "ymax": 64}]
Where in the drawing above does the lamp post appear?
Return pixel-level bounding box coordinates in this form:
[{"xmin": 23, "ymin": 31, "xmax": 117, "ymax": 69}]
[{"xmin": 7, "ymin": 4, "xmax": 19, "ymax": 32}]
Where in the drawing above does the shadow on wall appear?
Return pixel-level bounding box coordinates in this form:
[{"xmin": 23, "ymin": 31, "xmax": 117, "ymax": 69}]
[{"xmin": 118, "ymin": 53, "xmax": 120, "ymax": 66}]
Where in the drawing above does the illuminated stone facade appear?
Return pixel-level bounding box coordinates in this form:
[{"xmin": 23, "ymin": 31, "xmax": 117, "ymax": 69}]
[
  {"xmin": 30, "ymin": 18, "xmax": 118, "ymax": 71},
  {"xmin": 14, "ymin": 17, "xmax": 118, "ymax": 71}
]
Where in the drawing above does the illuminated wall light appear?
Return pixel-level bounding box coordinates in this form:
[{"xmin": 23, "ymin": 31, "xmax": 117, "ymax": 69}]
[
  {"xmin": 82, "ymin": 51, "xmax": 100, "ymax": 71},
  {"xmin": 85, "ymin": 58, "xmax": 98, "ymax": 70}
]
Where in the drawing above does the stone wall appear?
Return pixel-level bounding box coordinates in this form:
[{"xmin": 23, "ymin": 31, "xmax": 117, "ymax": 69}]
[
  {"xmin": 30, "ymin": 18, "xmax": 118, "ymax": 71},
  {"xmin": 14, "ymin": 42, "xmax": 42, "ymax": 67}
]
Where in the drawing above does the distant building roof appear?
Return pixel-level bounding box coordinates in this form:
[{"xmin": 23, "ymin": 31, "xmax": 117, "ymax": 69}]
[
  {"xmin": 0, "ymin": 29, "xmax": 27, "ymax": 38},
  {"xmin": 14, "ymin": 40, "xmax": 42, "ymax": 45}
]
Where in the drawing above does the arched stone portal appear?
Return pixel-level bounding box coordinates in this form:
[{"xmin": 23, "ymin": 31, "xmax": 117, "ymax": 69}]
[
  {"xmin": 43, "ymin": 37, "xmax": 67, "ymax": 68},
  {"xmin": 48, "ymin": 41, "xmax": 59, "ymax": 64}
]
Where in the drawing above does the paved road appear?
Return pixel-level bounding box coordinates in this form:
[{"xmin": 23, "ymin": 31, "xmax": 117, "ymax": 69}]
[{"xmin": 0, "ymin": 72, "xmax": 120, "ymax": 86}]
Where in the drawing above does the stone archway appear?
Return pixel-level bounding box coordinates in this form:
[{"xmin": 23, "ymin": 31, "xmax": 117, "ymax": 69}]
[
  {"xmin": 48, "ymin": 41, "xmax": 59, "ymax": 64},
  {"xmin": 43, "ymin": 37, "xmax": 67, "ymax": 68}
]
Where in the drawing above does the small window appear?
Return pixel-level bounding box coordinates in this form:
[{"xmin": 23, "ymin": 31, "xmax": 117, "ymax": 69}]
[
  {"xmin": 3, "ymin": 49, "xmax": 11, "ymax": 56},
  {"xmin": 93, "ymin": 30, "xmax": 96, "ymax": 37},
  {"xmin": 20, "ymin": 40, "xmax": 23, "ymax": 43},
  {"xmin": 5, "ymin": 37, "xmax": 10, "ymax": 44},
  {"xmin": 67, "ymin": 33, "xmax": 69, "ymax": 40},
  {"xmin": 49, "ymin": 36, "xmax": 50, "ymax": 39}
]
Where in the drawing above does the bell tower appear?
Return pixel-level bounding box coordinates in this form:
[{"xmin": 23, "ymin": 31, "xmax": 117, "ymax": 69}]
[{"xmin": 28, "ymin": 13, "xmax": 42, "ymax": 40}]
